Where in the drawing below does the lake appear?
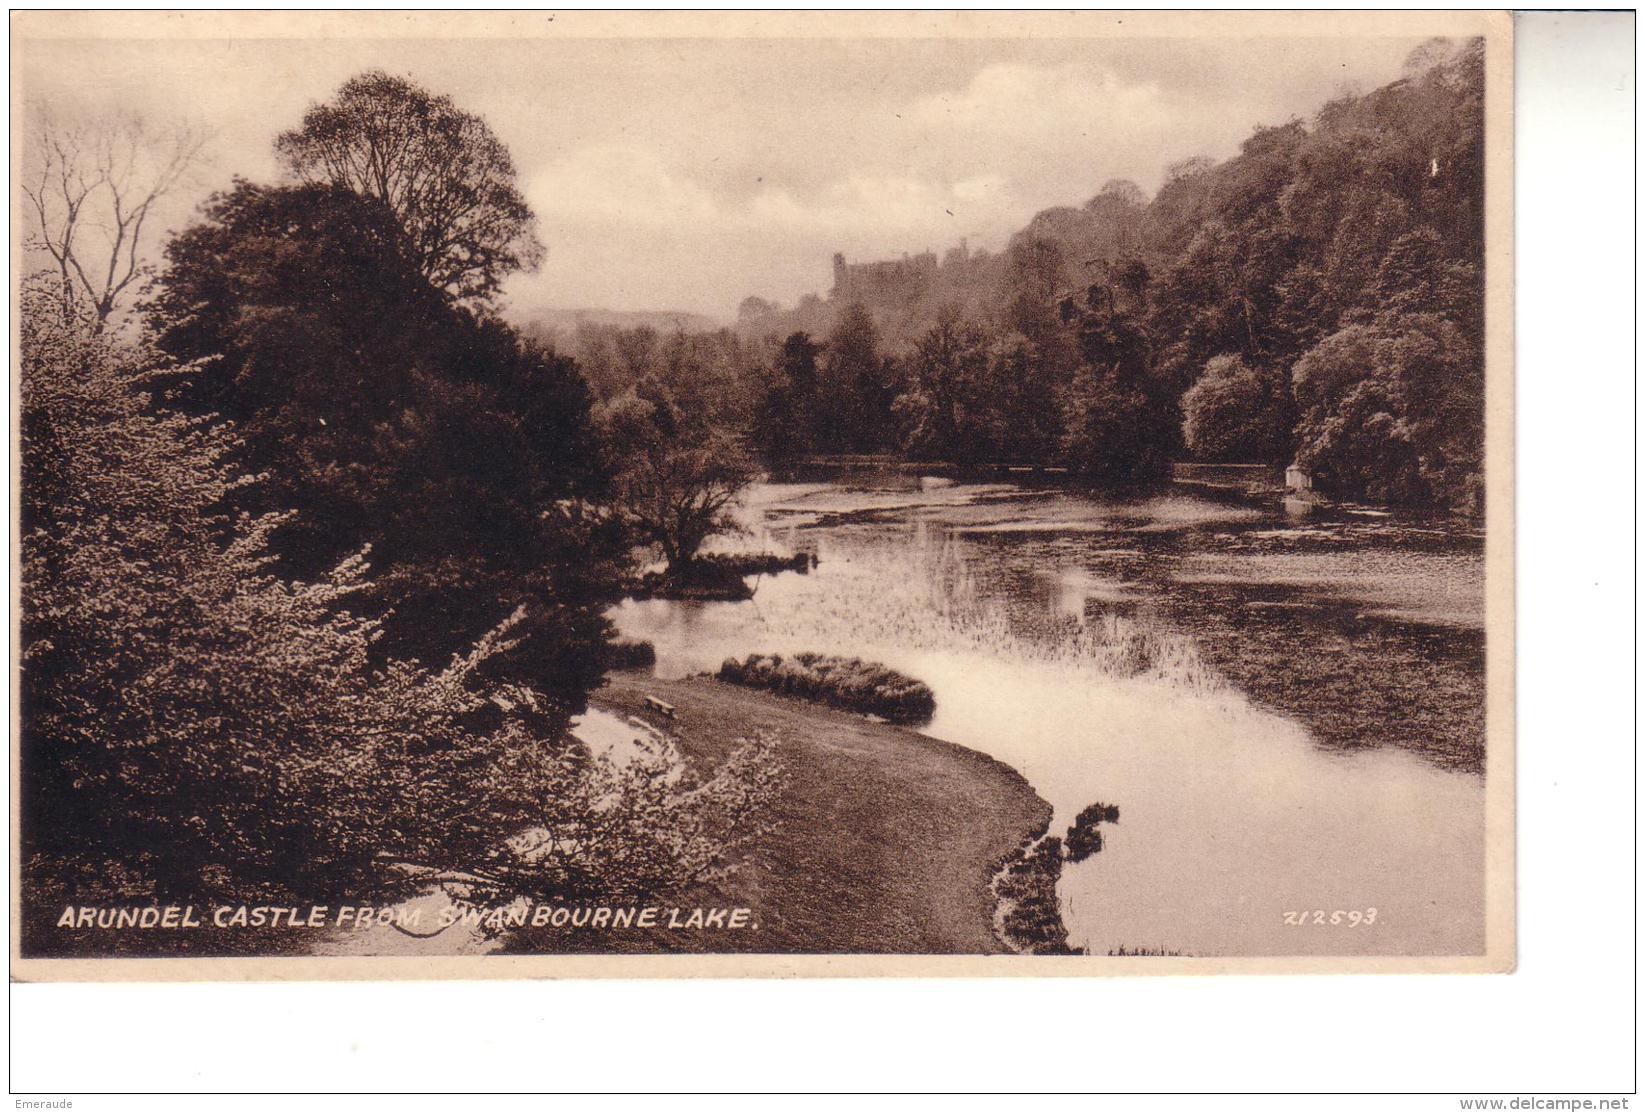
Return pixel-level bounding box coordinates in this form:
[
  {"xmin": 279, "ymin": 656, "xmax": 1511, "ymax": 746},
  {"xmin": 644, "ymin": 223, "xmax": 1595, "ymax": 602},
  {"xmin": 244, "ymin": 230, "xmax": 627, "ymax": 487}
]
[{"xmin": 611, "ymin": 470, "xmax": 1487, "ymax": 957}]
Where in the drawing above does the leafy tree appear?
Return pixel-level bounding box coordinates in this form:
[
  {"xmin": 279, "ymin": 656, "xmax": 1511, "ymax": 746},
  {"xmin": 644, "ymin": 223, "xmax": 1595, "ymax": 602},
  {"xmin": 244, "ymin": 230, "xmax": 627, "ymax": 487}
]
[
  {"xmin": 1291, "ymin": 313, "xmax": 1482, "ymax": 507},
  {"xmin": 1181, "ymin": 354, "xmax": 1294, "ymax": 463},
  {"xmin": 753, "ymin": 332, "xmax": 821, "ymax": 471},
  {"xmin": 147, "ymin": 181, "xmax": 623, "ymax": 694},
  {"xmin": 893, "ymin": 309, "xmax": 995, "ymax": 464},
  {"xmin": 19, "ymin": 282, "xmax": 781, "ymax": 947},
  {"xmin": 1060, "ymin": 363, "xmax": 1169, "ymax": 486},
  {"xmin": 985, "ymin": 334, "xmax": 1067, "ymax": 465},
  {"xmin": 598, "ymin": 389, "xmax": 758, "ymax": 574},
  {"xmin": 820, "ymin": 303, "xmax": 897, "ymax": 452},
  {"xmin": 1059, "ymin": 300, "xmax": 1174, "ymax": 484},
  {"xmin": 274, "ymin": 70, "xmax": 543, "ymax": 305},
  {"xmin": 1001, "ymin": 235, "xmax": 1071, "ymax": 350}
]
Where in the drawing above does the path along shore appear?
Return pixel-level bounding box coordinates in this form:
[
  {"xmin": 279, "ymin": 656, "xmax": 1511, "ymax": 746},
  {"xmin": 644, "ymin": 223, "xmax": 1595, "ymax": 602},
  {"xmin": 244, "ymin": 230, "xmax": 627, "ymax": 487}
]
[{"xmin": 501, "ymin": 671, "xmax": 1053, "ymax": 955}]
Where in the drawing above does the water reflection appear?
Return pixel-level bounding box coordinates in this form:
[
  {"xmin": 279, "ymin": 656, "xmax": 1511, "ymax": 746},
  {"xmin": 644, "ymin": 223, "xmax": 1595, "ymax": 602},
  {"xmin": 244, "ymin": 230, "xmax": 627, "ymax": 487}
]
[{"xmin": 612, "ymin": 479, "xmax": 1485, "ymax": 957}]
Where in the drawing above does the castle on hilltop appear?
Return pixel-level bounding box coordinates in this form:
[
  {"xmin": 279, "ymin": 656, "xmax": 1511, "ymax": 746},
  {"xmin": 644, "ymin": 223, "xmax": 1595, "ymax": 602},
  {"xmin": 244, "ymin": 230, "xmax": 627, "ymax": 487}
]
[
  {"xmin": 830, "ymin": 251, "xmax": 936, "ymax": 305},
  {"xmin": 830, "ymin": 241, "xmax": 978, "ymax": 307}
]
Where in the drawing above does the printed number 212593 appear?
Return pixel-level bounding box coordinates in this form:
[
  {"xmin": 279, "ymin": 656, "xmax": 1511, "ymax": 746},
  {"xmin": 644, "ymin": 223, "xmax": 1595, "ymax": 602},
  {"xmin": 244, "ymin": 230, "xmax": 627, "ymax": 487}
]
[{"xmin": 1282, "ymin": 909, "xmax": 1377, "ymax": 926}]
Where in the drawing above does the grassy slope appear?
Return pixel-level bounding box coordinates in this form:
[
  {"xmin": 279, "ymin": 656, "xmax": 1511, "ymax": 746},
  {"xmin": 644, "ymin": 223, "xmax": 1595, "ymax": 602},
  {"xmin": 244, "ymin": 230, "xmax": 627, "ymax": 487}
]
[{"xmin": 505, "ymin": 671, "xmax": 1051, "ymax": 955}]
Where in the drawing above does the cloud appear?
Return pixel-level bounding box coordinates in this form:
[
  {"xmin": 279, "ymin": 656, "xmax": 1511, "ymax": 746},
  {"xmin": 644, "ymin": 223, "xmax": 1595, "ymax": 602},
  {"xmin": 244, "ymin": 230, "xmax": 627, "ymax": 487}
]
[
  {"xmin": 908, "ymin": 62, "xmax": 1171, "ymax": 139},
  {"xmin": 16, "ymin": 34, "xmax": 1427, "ymax": 316}
]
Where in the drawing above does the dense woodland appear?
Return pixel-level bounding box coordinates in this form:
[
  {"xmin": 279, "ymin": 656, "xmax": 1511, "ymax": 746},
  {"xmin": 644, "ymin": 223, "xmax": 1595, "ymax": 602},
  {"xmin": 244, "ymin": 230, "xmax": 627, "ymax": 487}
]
[{"xmin": 579, "ymin": 38, "xmax": 1486, "ymax": 508}]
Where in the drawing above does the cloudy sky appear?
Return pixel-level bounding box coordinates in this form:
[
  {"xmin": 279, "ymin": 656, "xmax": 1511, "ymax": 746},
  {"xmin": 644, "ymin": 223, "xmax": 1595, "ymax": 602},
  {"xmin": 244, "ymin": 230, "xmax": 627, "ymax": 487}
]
[{"xmin": 17, "ymin": 19, "xmax": 1430, "ymax": 321}]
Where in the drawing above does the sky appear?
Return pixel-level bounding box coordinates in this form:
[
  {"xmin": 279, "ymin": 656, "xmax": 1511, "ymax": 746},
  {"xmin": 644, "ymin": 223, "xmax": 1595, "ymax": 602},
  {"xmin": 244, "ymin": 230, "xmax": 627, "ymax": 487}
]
[{"xmin": 16, "ymin": 23, "xmax": 1430, "ymax": 321}]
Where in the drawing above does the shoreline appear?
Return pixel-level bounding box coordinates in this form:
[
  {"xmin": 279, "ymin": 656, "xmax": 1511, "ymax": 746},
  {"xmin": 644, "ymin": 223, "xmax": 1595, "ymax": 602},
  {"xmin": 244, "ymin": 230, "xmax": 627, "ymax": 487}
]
[{"xmin": 501, "ymin": 670, "xmax": 1058, "ymax": 955}]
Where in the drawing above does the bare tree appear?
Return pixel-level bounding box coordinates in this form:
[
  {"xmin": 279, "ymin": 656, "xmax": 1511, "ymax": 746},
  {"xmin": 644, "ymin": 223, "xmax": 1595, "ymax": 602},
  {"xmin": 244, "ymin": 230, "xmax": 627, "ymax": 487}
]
[{"xmin": 21, "ymin": 110, "xmax": 208, "ymax": 329}]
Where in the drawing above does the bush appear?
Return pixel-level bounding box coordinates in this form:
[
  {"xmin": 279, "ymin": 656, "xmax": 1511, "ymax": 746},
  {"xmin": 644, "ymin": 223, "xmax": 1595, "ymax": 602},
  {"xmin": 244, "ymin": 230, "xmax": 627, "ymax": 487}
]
[
  {"xmin": 630, "ymin": 560, "xmax": 753, "ymax": 602},
  {"xmin": 716, "ymin": 652, "xmax": 936, "ymax": 724},
  {"xmin": 1181, "ymin": 354, "xmax": 1293, "ymax": 463},
  {"xmin": 701, "ymin": 552, "xmax": 814, "ymax": 578},
  {"xmin": 603, "ymin": 637, "xmax": 657, "ymax": 670},
  {"xmin": 1291, "ymin": 314, "xmax": 1483, "ymax": 508}
]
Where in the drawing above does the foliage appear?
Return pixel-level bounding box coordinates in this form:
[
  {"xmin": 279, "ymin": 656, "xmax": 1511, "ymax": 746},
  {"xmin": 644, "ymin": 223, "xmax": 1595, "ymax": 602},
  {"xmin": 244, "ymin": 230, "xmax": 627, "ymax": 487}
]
[
  {"xmin": 603, "ymin": 637, "xmax": 657, "ymax": 670},
  {"xmin": 716, "ymin": 653, "xmax": 936, "ymax": 724},
  {"xmin": 1291, "ymin": 312, "xmax": 1483, "ymax": 506},
  {"xmin": 751, "ymin": 332, "xmax": 822, "ymax": 471},
  {"xmin": 274, "ymin": 70, "xmax": 543, "ymax": 306},
  {"xmin": 19, "ymin": 285, "xmax": 780, "ymax": 937},
  {"xmin": 1181, "ymin": 354, "xmax": 1294, "ymax": 463},
  {"xmin": 1059, "ymin": 303, "xmax": 1176, "ymax": 485},
  {"xmin": 892, "ymin": 308, "xmax": 997, "ymax": 464},
  {"xmin": 598, "ymin": 388, "xmax": 758, "ymax": 573},
  {"xmin": 993, "ymin": 832, "xmax": 1077, "ymax": 955},
  {"xmin": 146, "ymin": 180, "xmax": 625, "ymax": 686},
  {"xmin": 819, "ymin": 303, "xmax": 900, "ymax": 452}
]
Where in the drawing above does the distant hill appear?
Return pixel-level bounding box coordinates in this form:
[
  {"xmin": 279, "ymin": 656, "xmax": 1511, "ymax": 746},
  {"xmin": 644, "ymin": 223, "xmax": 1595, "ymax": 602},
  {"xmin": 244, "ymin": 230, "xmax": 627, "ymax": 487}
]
[{"xmin": 514, "ymin": 306, "xmax": 723, "ymax": 339}]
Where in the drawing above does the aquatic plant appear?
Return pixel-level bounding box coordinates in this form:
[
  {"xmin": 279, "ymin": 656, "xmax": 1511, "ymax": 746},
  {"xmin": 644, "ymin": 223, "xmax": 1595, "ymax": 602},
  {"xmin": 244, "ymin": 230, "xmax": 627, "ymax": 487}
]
[
  {"xmin": 992, "ymin": 833, "xmax": 1079, "ymax": 955},
  {"xmin": 753, "ymin": 530, "xmax": 1226, "ymax": 695},
  {"xmin": 716, "ymin": 652, "xmax": 936, "ymax": 724},
  {"xmin": 1065, "ymin": 801, "xmax": 1120, "ymax": 863}
]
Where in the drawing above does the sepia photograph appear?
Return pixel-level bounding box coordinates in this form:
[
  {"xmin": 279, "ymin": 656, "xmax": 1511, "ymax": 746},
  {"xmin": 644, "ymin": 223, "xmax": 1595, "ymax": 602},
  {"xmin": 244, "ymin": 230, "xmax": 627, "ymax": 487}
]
[{"xmin": 11, "ymin": 10, "xmax": 1514, "ymax": 980}]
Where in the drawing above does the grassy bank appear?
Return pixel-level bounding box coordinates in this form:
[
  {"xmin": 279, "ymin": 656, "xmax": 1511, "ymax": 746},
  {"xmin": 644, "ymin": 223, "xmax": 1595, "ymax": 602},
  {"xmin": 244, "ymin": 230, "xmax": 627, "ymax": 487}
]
[{"xmin": 504, "ymin": 670, "xmax": 1052, "ymax": 955}]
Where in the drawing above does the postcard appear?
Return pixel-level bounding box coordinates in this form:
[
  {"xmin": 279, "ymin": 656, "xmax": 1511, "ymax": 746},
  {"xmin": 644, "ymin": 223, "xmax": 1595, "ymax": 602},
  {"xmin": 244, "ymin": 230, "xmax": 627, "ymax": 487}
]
[{"xmin": 11, "ymin": 10, "xmax": 1513, "ymax": 979}]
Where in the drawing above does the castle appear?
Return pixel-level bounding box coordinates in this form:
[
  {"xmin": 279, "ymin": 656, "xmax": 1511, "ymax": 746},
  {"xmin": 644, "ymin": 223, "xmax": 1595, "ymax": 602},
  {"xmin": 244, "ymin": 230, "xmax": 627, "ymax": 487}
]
[{"xmin": 829, "ymin": 250, "xmax": 941, "ymax": 305}]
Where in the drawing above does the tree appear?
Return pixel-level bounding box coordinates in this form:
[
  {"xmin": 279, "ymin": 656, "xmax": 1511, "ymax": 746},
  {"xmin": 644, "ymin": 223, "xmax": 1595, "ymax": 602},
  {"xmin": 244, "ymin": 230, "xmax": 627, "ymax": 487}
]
[
  {"xmin": 752, "ymin": 332, "xmax": 821, "ymax": 472},
  {"xmin": 274, "ymin": 70, "xmax": 543, "ymax": 305},
  {"xmin": 894, "ymin": 309, "xmax": 994, "ymax": 464},
  {"xmin": 738, "ymin": 295, "xmax": 779, "ymax": 322},
  {"xmin": 985, "ymin": 334, "xmax": 1067, "ymax": 465},
  {"xmin": 21, "ymin": 109, "xmax": 208, "ymax": 329},
  {"xmin": 1059, "ymin": 300, "xmax": 1174, "ymax": 484},
  {"xmin": 1165, "ymin": 154, "xmax": 1216, "ymax": 184},
  {"xmin": 1291, "ymin": 313, "xmax": 1482, "ymax": 507},
  {"xmin": 820, "ymin": 303, "xmax": 897, "ymax": 452},
  {"xmin": 599, "ymin": 390, "xmax": 758, "ymax": 575},
  {"xmin": 147, "ymin": 181, "xmax": 623, "ymax": 694},
  {"xmin": 1181, "ymin": 354, "xmax": 1294, "ymax": 463},
  {"xmin": 1060, "ymin": 361, "xmax": 1170, "ymax": 486},
  {"xmin": 19, "ymin": 280, "xmax": 781, "ymax": 948}
]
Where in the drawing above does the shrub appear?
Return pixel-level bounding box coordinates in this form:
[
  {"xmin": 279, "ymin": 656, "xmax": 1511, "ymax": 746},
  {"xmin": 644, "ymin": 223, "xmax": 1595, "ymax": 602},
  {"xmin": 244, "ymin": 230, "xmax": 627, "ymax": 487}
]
[
  {"xmin": 603, "ymin": 637, "xmax": 657, "ymax": 670},
  {"xmin": 700, "ymin": 552, "xmax": 814, "ymax": 578},
  {"xmin": 1181, "ymin": 354, "xmax": 1293, "ymax": 463},
  {"xmin": 1291, "ymin": 314, "xmax": 1482, "ymax": 508},
  {"xmin": 716, "ymin": 652, "xmax": 936, "ymax": 724}
]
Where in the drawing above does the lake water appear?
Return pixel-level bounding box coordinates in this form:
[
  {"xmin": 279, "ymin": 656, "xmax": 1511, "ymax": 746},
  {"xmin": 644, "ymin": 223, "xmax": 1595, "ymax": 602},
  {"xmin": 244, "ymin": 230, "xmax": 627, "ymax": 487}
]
[{"xmin": 611, "ymin": 473, "xmax": 1487, "ymax": 957}]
